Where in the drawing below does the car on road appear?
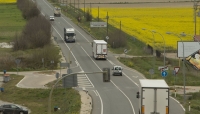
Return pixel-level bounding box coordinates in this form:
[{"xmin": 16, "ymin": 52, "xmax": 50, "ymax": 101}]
[
  {"xmin": 50, "ymin": 16, "xmax": 54, "ymax": 21},
  {"xmin": 112, "ymin": 66, "xmax": 123, "ymax": 76},
  {"xmin": 0, "ymin": 104, "xmax": 28, "ymax": 114}
]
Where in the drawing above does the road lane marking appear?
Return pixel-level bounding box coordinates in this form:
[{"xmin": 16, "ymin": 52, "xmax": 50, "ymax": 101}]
[
  {"xmin": 80, "ymin": 46, "xmax": 135, "ymax": 114},
  {"xmin": 111, "ymin": 80, "xmax": 135, "ymax": 114},
  {"xmin": 132, "ymin": 76, "xmax": 138, "ymax": 78},
  {"xmin": 96, "ymin": 90, "xmax": 103, "ymax": 114},
  {"xmin": 170, "ymin": 96, "xmax": 185, "ymax": 111},
  {"xmin": 93, "ymin": 90, "xmax": 98, "ymax": 96}
]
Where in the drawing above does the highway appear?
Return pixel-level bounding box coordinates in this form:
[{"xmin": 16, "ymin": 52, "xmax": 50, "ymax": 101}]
[{"xmin": 24, "ymin": 0, "xmax": 186, "ymax": 114}]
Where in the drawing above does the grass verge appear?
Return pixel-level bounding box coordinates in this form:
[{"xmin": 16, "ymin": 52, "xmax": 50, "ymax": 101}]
[{"xmin": 0, "ymin": 74, "xmax": 81, "ymax": 114}]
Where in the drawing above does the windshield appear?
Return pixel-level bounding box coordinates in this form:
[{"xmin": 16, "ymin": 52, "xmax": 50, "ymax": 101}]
[
  {"xmin": 66, "ymin": 33, "xmax": 75, "ymax": 36},
  {"xmin": 115, "ymin": 67, "xmax": 121, "ymax": 70}
]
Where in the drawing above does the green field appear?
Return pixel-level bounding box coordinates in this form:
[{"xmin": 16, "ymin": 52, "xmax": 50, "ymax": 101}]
[{"xmin": 0, "ymin": 3, "xmax": 25, "ymax": 42}]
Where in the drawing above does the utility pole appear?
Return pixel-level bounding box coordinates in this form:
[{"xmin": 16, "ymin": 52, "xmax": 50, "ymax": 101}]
[
  {"xmin": 194, "ymin": 0, "xmax": 197, "ymax": 35},
  {"xmin": 107, "ymin": 12, "xmax": 109, "ymax": 36}
]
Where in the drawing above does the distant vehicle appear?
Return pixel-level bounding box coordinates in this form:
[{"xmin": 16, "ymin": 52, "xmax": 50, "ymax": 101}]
[
  {"xmin": 137, "ymin": 79, "xmax": 169, "ymax": 114},
  {"xmin": 49, "ymin": 16, "xmax": 54, "ymax": 21},
  {"xmin": 112, "ymin": 66, "xmax": 123, "ymax": 76},
  {"xmin": 92, "ymin": 40, "xmax": 107, "ymax": 60},
  {"xmin": 0, "ymin": 104, "xmax": 28, "ymax": 114},
  {"xmin": 54, "ymin": 7, "xmax": 61, "ymax": 17},
  {"xmin": 64, "ymin": 28, "xmax": 76, "ymax": 43}
]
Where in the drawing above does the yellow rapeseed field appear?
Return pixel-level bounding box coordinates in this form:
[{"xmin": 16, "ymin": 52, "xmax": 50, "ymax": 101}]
[
  {"xmin": 90, "ymin": 7, "xmax": 198, "ymax": 50},
  {"xmin": 0, "ymin": 0, "xmax": 16, "ymax": 3}
]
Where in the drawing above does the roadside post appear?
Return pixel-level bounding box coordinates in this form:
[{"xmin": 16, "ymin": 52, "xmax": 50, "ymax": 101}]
[
  {"xmin": 189, "ymin": 102, "xmax": 191, "ymax": 112},
  {"xmin": 174, "ymin": 67, "xmax": 180, "ymax": 97},
  {"xmin": 15, "ymin": 59, "xmax": 21, "ymax": 75},
  {"xmin": 175, "ymin": 89, "xmax": 176, "ymax": 97}
]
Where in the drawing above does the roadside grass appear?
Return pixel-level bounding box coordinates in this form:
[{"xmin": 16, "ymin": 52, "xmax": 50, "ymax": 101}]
[
  {"xmin": 0, "ymin": 3, "xmax": 25, "ymax": 42},
  {"xmin": 0, "ymin": 74, "xmax": 81, "ymax": 114},
  {"xmin": 171, "ymin": 92, "xmax": 200, "ymax": 114}
]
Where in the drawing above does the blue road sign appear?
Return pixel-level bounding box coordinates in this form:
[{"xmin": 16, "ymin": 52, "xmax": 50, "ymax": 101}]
[{"xmin": 161, "ymin": 71, "xmax": 168, "ymax": 77}]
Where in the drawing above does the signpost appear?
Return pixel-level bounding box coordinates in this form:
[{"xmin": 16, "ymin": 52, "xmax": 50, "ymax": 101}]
[
  {"xmin": 15, "ymin": 59, "xmax": 21, "ymax": 75},
  {"xmin": 124, "ymin": 49, "xmax": 128, "ymax": 58},
  {"xmin": 106, "ymin": 36, "xmax": 109, "ymax": 43},
  {"xmin": 173, "ymin": 67, "xmax": 180, "ymax": 95},
  {"xmin": 149, "ymin": 69, "xmax": 154, "ymax": 79}
]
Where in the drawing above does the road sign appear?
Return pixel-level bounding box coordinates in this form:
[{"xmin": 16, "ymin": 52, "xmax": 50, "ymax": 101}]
[
  {"xmin": 149, "ymin": 69, "xmax": 154, "ymax": 74},
  {"xmin": 15, "ymin": 59, "xmax": 21, "ymax": 65},
  {"xmin": 124, "ymin": 49, "xmax": 128, "ymax": 53},
  {"xmin": 174, "ymin": 67, "xmax": 180, "ymax": 74},
  {"xmin": 161, "ymin": 71, "xmax": 168, "ymax": 77},
  {"xmin": 158, "ymin": 66, "xmax": 168, "ymax": 71},
  {"xmin": 90, "ymin": 22, "xmax": 107, "ymax": 27},
  {"xmin": 106, "ymin": 36, "xmax": 109, "ymax": 40}
]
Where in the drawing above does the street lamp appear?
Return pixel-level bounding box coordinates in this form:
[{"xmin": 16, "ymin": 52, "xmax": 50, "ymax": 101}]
[
  {"xmin": 142, "ymin": 28, "xmax": 155, "ymax": 75},
  {"xmin": 48, "ymin": 71, "xmax": 106, "ymax": 114},
  {"xmin": 152, "ymin": 30, "xmax": 166, "ymax": 68},
  {"xmin": 166, "ymin": 32, "xmax": 186, "ymax": 104}
]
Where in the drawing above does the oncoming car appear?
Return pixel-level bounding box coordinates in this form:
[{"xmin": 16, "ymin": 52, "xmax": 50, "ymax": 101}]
[
  {"xmin": 50, "ymin": 16, "xmax": 55, "ymax": 21},
  {"xmin": 112, "ymin": 66, "xmax": 123, "ymax": 76},
  {"xmin": 0, "ymin": 104, "xmax": 28, "ymax": 114}
]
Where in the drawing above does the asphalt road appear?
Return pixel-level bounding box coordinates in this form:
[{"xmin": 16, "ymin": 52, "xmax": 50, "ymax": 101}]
[{"xmin": 17, "ymin": 0, "xmax": 186, "ymax": 114}]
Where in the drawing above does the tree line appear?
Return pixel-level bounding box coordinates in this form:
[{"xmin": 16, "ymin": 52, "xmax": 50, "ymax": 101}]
[{"xmin": 0, "ymin": 0, "xmax": 60, "ymax": 71}]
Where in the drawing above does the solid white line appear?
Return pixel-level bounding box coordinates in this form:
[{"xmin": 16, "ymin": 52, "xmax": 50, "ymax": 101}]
[
  {"xmin": 107, "ymin": 59, "xmax": 114, "ymax": 65},
  {"xmin": 122, "ymin": 72, "xmax": 139, "ymax": 87},
  {"xmin": 96, "ymin": 90, "xmax": 103, "ymax": 114},
  {"xmin": 111, "ymin": 80, "xmax": 135, "ymax": 114},
  {"xmin": 170, "ymin": 96, "xmax": 185, "ymax": 111},
  {"xmin": 132, "ymin": 76, "xmax": 138, "ymax": 78},
  {"xmin": 93, "ymin": 90, "xmax": 98, "ymax": 96},
  {"xmin": 80, "ymin": 46, "xmax": 135, "ymax": 114}
]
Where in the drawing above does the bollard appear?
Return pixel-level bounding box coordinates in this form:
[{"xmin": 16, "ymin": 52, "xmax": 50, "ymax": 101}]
[
  {"xmin": 189, "ymin": 102, "xmax": 191, "ymax": 112},
  {"xmin": 175, "ymin": 89, "xmax": 176, "ymax": 97}
]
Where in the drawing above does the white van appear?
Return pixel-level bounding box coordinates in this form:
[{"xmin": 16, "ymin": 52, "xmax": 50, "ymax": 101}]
[{"xmin": 112, "ymin": 66, "xmax": 123, "ymax": 76}]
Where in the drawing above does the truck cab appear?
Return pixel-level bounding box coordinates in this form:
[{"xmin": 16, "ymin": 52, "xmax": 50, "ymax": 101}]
[
  {"xmin": 54, "ymin": 7, "xmax": 61, "ymax": 17},
  {"xmin": 64, "ymin": 28, "xmax": 76, "ymax": 43},
  {"xmin": 112, "ymin": 66, "xmax": 123, "ymax": 76}
]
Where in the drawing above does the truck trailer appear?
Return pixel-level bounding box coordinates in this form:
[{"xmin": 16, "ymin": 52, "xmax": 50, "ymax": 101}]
[
  {"xmin": 92, "ymin": 40, "xmax": 107, "ymax": 60},
  {"xmin": 64, "ymin": 28, "xmax": 76, "ymax": 43},
  {"xmin": 137, "ymin": 79, "xmax": 169, "ymax": 114}
]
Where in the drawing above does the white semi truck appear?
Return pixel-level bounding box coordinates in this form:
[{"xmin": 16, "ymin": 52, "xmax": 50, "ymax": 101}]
[
  {"xmin": 64, "ymin": 28, "xmax": 76, "ymax": 43},
  {"xmin": 92, "ymin": 40, "xmax": 107, "ymax": 60},
  {"xmin": 137, "ymin": 79, "xmax": 169, "ymax": 114}
]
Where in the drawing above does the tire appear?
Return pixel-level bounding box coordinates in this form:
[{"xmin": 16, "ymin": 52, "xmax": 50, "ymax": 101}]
[{"xmin": 19, "ymin": 112, "xmax": 24, "ymax": 114}]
